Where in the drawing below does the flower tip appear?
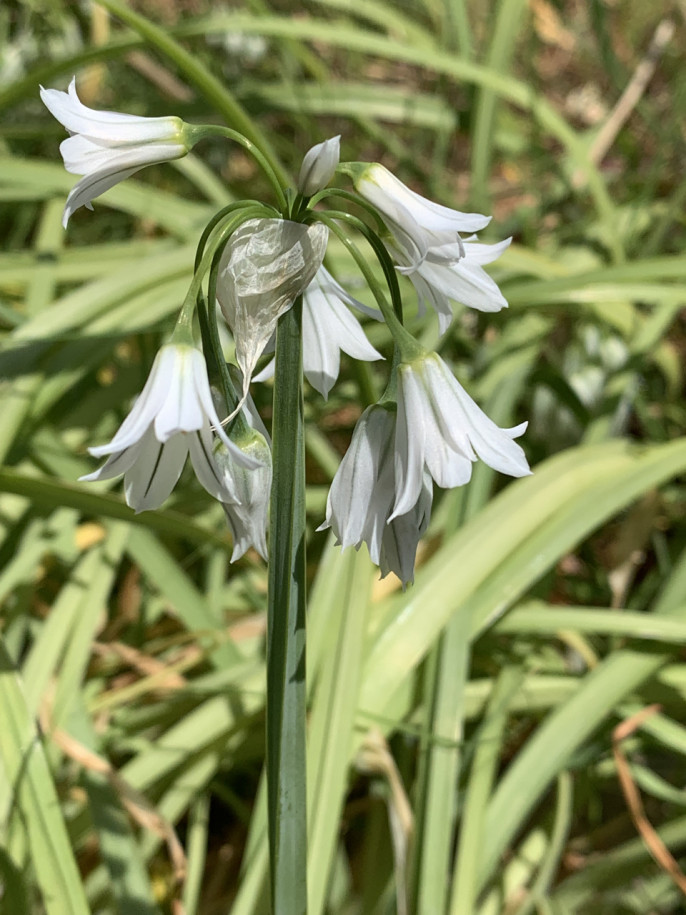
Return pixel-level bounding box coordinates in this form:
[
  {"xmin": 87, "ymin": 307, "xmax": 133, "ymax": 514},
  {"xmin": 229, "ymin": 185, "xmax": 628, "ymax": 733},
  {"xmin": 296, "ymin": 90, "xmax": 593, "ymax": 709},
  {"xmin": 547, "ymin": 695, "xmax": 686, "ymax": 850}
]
[
  {"xmin": 297, "ymin": 135, "xmax": 342, "ymax": 196},
  {"xmin": 379, "ymin": 567, "xmax": 413, "ymax": 590}
]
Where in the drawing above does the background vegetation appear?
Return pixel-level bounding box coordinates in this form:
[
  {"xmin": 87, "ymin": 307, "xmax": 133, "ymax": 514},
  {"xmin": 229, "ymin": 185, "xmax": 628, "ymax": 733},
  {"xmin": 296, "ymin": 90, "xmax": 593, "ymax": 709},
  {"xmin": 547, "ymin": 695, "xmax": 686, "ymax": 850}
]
[{"xmin": 1, "ymin": 0, "xmax": 686, "ymax": 912}]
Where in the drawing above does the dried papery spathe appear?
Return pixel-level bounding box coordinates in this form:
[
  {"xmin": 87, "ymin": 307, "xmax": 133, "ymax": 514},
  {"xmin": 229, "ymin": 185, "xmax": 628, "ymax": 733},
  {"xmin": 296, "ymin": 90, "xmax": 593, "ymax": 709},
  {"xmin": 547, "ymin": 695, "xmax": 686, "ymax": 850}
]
[{"xmin": 217, "ymin": 218, "xmax": 328, "ymax": 413}]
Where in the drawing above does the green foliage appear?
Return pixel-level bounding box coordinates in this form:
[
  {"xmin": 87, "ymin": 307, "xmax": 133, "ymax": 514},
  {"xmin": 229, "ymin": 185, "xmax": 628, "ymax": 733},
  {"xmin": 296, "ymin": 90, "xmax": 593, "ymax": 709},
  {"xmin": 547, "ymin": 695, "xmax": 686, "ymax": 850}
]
[{"xmin": 1, "ymin": 0, "xmax": 685, "ymax": 912}]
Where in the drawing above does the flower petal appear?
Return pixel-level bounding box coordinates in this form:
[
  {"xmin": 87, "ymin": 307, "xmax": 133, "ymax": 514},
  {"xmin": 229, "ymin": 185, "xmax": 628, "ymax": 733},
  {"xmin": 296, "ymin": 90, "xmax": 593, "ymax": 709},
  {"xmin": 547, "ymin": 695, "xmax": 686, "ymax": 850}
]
[
  {"xmin": 89, "ymin": 348, "xmax": 174, "ymax": 457},
  {"xmin": 380, "ymin": 471, "xmax": 432, "ymax": 587},
  {"xmin": 59, "ymin": 134, "xmax": 187, "ymax": 176},
  {"xmin": 79, "ymin": 436, "xmax": 147, "ymax": 483},
  {"xmin": 321, "ymin": 405, "xmax": 394, "ymax": 558},
  {"xmin": 302, "ymin": 269, "xmax": 382, "ymax": 399},
  {"xmin": 41, "ymin": 78, "xmax": 183, "ymax": 143},
  {"xmin": 391, "ymin": 367, "xmax": 427, "ymax": 519},
  {"xmin": 123, "ymin": 428, "xmax": 188, "ymax": 512},
  {"xmin": 214, "ymin": 422, "xmax": 272, "ymax": 561},
  {"xmin": 188, "ymin": 425, "xmax": 237, "ymax": 503},
  {"xmin": 462, "ymin": 236, "xmax": 512, "ymax": 265},
  {"xmin": 358, "ymin": 164, "xmax": 491, "ymax": 234}
]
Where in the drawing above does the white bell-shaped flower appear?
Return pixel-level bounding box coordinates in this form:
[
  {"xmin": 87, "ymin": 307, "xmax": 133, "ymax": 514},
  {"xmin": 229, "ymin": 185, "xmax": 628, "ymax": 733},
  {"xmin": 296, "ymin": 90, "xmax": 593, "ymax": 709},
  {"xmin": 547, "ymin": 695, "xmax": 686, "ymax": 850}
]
[
  {"xmin": 392, "ymin": 235, "xmax": 511, "ymax": 335},
  {"xmin": 81, "ymin": 343, "xmax": 255, "ymax": 512},
  {"xmin": 352, "ymin": 163, "xmax": 491, "ymax": 271},
  {"xmin": 392, "ymin": 352, "xmax": 530, "ymax": 519},
  {"xmin": 216, "ymin": 218, "xmax": 328, "ymax": 411},
  {"xmin": 214, "ymin": 400, "xmax": 272, "ymax": 562},
  {"xmin": 297, "ymin": 136, "xmax": 340, "ymax": 197},
  {"xmin": 40, "ymin": 77, "xmax": 191, "ymax": 227},
  {"xmin": 254, "ymin": 267, "xmax": 382, "ymax": 399},
  {"xmin": 320, "ymin": 404, "xmax": 431, "ymax": 587},
  {"xmin": 302, "ymin": 267, "xmax": 383, "ymax": 398}
]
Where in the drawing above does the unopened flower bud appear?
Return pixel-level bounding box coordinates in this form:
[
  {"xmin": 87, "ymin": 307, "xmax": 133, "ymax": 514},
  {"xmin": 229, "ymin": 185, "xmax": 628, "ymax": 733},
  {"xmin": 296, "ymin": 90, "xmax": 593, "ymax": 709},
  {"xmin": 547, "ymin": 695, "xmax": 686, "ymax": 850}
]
[{"xmin": 297, "ymin": 136, "xmax": 341, "ymax": 197}]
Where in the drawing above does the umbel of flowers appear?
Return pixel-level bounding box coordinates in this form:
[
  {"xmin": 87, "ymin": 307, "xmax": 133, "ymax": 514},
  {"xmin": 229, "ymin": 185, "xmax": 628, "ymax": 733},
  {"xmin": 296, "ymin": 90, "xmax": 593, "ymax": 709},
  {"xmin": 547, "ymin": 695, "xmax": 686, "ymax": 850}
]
[{"xmin": 41, "ymin": 78, "xmax": 530, "ymax": 588}]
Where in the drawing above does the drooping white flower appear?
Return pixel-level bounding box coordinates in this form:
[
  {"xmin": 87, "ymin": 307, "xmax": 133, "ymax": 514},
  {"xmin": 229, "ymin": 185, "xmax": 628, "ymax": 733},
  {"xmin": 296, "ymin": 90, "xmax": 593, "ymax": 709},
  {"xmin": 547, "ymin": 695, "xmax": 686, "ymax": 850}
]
[
  {"xmin": 303, "ymin": 267, "xmax": 383, "ymax": 398},
  {"xmin": 391, "ymin": 235, "xmax": 511, "ymax": 335},
  {"xmin": 80, "ymin": 343, "xmax": 255, "ymax": 512},
  {"xmin": 255, "ymin": 267, "xmax": 383, "ymax": 398},
  {"xmin": 297, "ymin": 136, "xmax": 341, "ymax": 197},
  {"xmin": 40, "ymin": 77, "xmax": 191, "ymax": 227},
  {"xmin": 216, "ymin": 218, "xmax": 328, "ymax": 411},
  {"xmin": 350, "ymin": 162, "xmax": 491, "ymax": 271},
  {"xmin": 212, "ymin": 394, "xmax": 272, "ymax": 561},
  {"xmin": 215, "ymin": 430, "xmax": 271, "ymax": 562},
  {"xmin": 319, "ymin": 404, "xmax": 431, "ymax": 586},
  {"xmin": 391, "ymin": 352, "xmax": 530, "ymax": 519}
]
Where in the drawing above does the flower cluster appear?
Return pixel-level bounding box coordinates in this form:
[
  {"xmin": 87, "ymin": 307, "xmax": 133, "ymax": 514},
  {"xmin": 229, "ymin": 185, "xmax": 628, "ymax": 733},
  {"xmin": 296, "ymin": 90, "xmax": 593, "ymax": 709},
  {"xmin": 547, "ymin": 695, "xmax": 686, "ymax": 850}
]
[{"xmin": 43, "ymin": 78, "xmax": 530, "ymax": 581}]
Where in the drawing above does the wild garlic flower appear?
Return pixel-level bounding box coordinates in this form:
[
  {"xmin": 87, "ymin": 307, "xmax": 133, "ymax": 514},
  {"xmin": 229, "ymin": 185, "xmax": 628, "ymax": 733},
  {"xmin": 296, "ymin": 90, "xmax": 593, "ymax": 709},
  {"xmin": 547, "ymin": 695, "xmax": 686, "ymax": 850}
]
[
  {"xmin": 216, "ymin": 218, "xmax": 328, "ymax": 410},
  {"xmin": 391, "ymin": 235, "xmax": 511, "ymax": 335},
  {"xmin": 302, "ymin": 267, "xmax": 383, "ymax": 398},
  {"xmin": 351, "ymin": 163, "xmax": 490, "ymax": 272},
  {"xmin": 391, "ymin": 352, "xmax": 530, "ymax": 520},
  {"xmin": 81, "ymin": 343, "xmax": 255, "ymax": 512},
  {"xmin": 215, "ymin": 412, "xmax": 272, "ymax": 562},
  {"xmin": 256, "ymin": 267, "xmax": 383, "ymax": 398},
  {"xmin": 297, "ymin": 136, "xmax": 341, "ymax": 197},
  {"xmin": 320, "ymin": 404, "xmax": 431, "ymax": 587},
  {"xmin": 348, "ymin": 163, "xmax": 512, "ymax": 331},
  {"xmin": 40, "ymin": 77, "xmax": 191, "ymax": 227}
]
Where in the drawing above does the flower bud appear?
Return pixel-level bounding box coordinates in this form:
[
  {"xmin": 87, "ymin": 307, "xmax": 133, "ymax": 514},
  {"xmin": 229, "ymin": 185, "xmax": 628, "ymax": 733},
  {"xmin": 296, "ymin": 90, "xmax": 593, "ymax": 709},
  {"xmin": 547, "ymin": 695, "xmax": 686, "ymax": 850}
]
[{"xmin": 297, "ymin": 136, "xmax": 341, "ymax": 197}]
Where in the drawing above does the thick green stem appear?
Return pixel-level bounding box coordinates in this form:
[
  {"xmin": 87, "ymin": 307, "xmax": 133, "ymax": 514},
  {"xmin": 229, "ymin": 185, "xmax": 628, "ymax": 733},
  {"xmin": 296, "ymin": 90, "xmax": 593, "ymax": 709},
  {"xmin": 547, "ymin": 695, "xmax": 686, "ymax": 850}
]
[{"xmin": 267, "ymin": 296, "xmax": 308, "ymax": 914}]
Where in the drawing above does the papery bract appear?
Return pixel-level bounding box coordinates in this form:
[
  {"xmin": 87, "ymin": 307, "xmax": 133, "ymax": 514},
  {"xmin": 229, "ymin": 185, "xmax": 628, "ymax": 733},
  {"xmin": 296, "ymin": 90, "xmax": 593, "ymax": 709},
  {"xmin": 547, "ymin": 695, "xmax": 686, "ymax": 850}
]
[
  {"xmin": 40, "ymin": 77, "xmax": 190, "ymax": 227},
  {"xmin": 392, "ymin": 352, "xmax": 530, "ymax": 519},
  {"xmin": 81, "ymin": 344, "xmax": 254, "ymax": 512},
  {"xmin": 216, "ymin": 218, "xmax": 328, "ymax": 410}
]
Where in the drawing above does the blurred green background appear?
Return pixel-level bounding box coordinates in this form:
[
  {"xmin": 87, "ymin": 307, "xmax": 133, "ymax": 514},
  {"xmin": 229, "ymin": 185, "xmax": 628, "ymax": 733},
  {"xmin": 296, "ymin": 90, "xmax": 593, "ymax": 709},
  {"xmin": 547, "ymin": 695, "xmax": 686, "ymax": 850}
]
[{"xmin": 1, "ymin": 1, "xmax": 686, "ymax": 913}]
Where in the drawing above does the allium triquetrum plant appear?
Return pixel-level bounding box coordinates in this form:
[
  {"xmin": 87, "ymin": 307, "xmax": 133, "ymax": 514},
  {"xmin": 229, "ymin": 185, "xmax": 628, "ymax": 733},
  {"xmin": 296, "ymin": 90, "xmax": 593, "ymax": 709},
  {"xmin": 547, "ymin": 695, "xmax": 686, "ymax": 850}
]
[
  {"xmin": 41, "ymin": 71, "xmax": 529, "ymax": 911},
  {"xmin": 4, "ymin": 1, "xmax": 686, "ymax": 913}
]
